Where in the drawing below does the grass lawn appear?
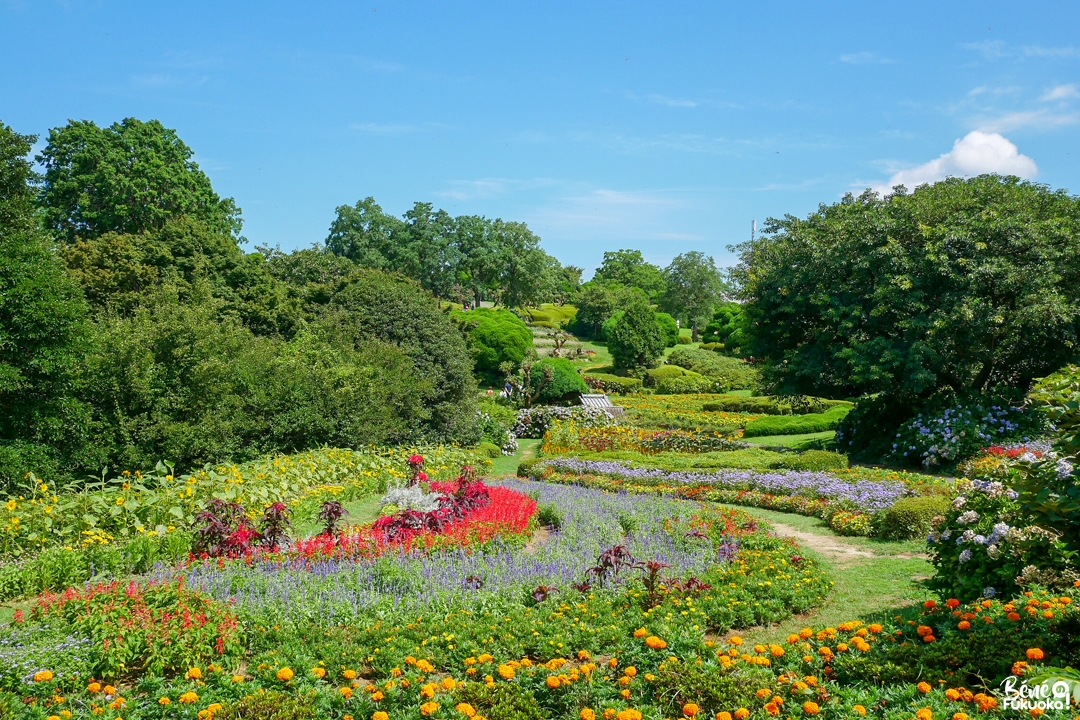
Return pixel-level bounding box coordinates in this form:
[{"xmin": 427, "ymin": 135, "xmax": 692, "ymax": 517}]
[
  {"xmin": 743, "ymin": 430, "xmax": 835, "ymax": 450},
  {"xmin": 490, "ymin": 438, "xmax": 540, "ymax": 476},
  {"xmin": 734, "ymin": 504, "xmax": 931, "ymax": 645},
  {"xmin": 293, "ymin": 495, "xmax": 384, "ymax": 538}
]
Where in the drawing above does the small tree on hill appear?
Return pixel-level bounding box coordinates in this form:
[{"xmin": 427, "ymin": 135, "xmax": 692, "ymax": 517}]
[{"xmin": 608, "ymin": 294, "xmax": 665, "ymax": 371}]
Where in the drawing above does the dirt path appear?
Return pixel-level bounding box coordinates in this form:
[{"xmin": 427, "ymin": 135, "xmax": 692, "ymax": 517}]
[{"xmin": 768, "ymin": 521, "xmax": 877, "ymax": 565}]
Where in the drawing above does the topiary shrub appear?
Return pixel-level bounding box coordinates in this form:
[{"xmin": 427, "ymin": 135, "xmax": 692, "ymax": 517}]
[
  {"xmin": 655, "ymin": 311, "xmax": 679, "ymax": 347},
  {"xmin": 453, "ymin": 307, "xmax": 534, "ymax": 373},
  {"xmin": 666, "ymin": 347, "xmax": 760, "ymax": 391},
  {"xmin": 702, "ymin": 395, "xmax": 788, "ymax": 415},
  {"xmin": 774, "ymin": 450, "xmax": 849, "ymax": 471},
  {"xmin": 655, "ymin": 374, "xmax": 715, "ymax": 394},
  {"xmin": 583, "ymin": 372, "xmax": 643, "ymax": 394},
  {"xmin": 645, "ymin": 365, "xmax": 696, "ymax": 387},
  {"xmin": 875, "ymin": 495, "xmax": 950, "ymax": 540},
  {"xmin": 477, "ymin": 441, "xmax": 502, "ymax": 458},
  {"xmin": 676, "ymin": 334, "xmax": 693, "ymax": 344},
  {"xmin": 607, "ymin": 293, "xmax": 665, "ymax": 371},
  {"xmin": 742, "ymin": 405, "xmax": 851, "ymax": 437},
  {"xmin": 529, "ymin": 357, "xmax": 588, "ymax": 403}
]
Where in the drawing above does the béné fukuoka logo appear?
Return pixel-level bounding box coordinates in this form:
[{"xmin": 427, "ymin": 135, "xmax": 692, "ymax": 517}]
[{"xmin": 1000, "ymin": 670, "xmax": 1080, "ymax": 713}]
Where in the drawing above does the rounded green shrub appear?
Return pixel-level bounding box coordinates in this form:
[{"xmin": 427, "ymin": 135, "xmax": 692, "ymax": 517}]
[
  {"xmin": 454, "ymin": 307, "xmax": 534, "ymax": 373},
  {"xmin": 530, "ymin": 358, "xmax": 588, "ymax": 402},
  {"xmin": 875, "ymin": 495, "xmax": 950, "ymax": 540},
  {"xmin": 742, "ymin": 405, "xmax": 851, "ymax": 437},
  {"xmin": 607, "ymin": 294, "xmax": 665, "ymax": 371},
  {"xmin": 676, "ymin": 335, "xmax": 693, "ymax": 344},
  {"xmin": 477, "ymin": 441, "xmax": 502, "ymax": 458},
  {"xmin": 655, "ymin": 374, "xmax": 715, "ymax": 394},
  {"xmin": 644, "ymin": 365, "xmax": 696, "ymax": 387},
  {"xmin": 655, "ymin": 312, "xmax": 679, "ymax": 347},
  {"xmin": 517, "ymin": 457, "xmax": 546, "ymax": 478}
]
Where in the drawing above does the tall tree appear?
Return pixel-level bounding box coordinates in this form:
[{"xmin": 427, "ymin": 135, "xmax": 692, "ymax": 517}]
[
  {"xmin": 0, "ymin": 121, "xmax": 92, "ymax": 485},
  {"xmin": 594, "ymin": 249, "xmax": 666, "ymax": 301},
  {"xmin": 660, "ymin": 251, "xmax": 726, "ymax": 340},
  {"xmin": 607, "ymin": 291, "xmax": 666, "ymax": 370},
  {"xmin": 732, "ymin": 175, "xmax": 1080, "ymax": 398},
  {"xmin": 38, "ymin": 118, "xmax": 242, "ymax": 242}
]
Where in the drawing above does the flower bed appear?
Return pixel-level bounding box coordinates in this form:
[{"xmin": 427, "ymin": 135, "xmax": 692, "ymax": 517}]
[
  {"xmin": 543, "ymin": 421, "xmax": 747, "ymax": 456},
  {"xmin": 293, "ymin": 482, "xmax": 537, "ymax": 559},
  {"xmin": 0, "ymin": 446, "xmax": 481, "ymax": 557}
]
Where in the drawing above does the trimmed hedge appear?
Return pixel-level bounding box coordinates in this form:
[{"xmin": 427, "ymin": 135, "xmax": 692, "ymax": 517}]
[
  {"xmin": 655, "ymin": 375, "xmax": 715, "ymax": 394},
  {"xmin": 742, "ymin": 405, "xmax": 851, "ymax": 437},
  {"xmin": 645, "ymin": 365, "xmax": 698, "ymax": 386},
  {"xmin": 875, "ymin": 495, "xmax": 950, "ymax": 540},
  {"xmin": 703, "ymin": 396, "xmax": 789, "ymax": 415},
  {"xmin": 583, "ymin": 373, "xmax": 644, "ymax": 394}
]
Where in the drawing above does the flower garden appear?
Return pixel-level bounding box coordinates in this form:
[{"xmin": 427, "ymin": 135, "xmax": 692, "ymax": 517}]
[{"xmin": 2, "ymin": 365, "xmax": 1080, "ymax": 719}]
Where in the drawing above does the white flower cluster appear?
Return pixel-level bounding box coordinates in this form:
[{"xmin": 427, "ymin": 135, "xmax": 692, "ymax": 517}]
[{"xmin": 380, "ymin": 485, "xmax": 443, "ymax": 513}]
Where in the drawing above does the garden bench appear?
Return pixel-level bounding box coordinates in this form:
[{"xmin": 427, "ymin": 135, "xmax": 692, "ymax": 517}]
[{"xmin": 579, "ymin": 393, "xmax": 625, "ymax": 419}]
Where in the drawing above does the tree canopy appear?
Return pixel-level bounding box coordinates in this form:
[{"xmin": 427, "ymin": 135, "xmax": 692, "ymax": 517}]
[
  {"xmin": 593, "ymin": 249, "xmax": 666, "ymax": 301},
  {"xmin": 38, "ymin": 118, "xmax": 242, "ymax": 242},
  {"xmin": 660, "ymin": 251, "xmax": 727, "ymax": 340},
  {"xmin": 733, "ymin": 174, "xmax": 1080, "ymax": 398}
]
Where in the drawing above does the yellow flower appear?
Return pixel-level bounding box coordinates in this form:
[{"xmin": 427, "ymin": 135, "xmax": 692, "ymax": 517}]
[
  {"xmin": 179, "ymin": 692, "xmax": 199, "ymax": 704},
  {"xmin": 373, "ymin": 713, "xmax": 389, "ymax": 720},
  {"xmin": 497, "ymin": 664, "xmax": 515, "ymax": 679},
  {"xmin": 421, "ymin": 701, "xmax": 440, "ymax": 716},
  {"xmin": 231, "ymin": 675, "xmax": 244, "ymax": 683},
  {"xmin": 456, "ymin": 703, "xmax": 476, "ymax": 717},
  {"xmin": 276, "ymin": 667, "xmax": 294, "ymax": 682},
  {"xmin": 344, "ymin": 669, "xmax": 358, "ymax": 680},
  {"xmin": 33, "ymin": 670, "xmax": 54, "ymax": 682},
  {"xmin": 158, "ymin": 698, "xmax": 171, "ymax": 706},
  {"xmin": 441, "ymin": 677, "xmax": 456, "ymax": 690},
  {"xmin": 546, "ymin": 676, "xmax": 561, "ymax": 689},
  {"xmin": 580, "ymin": 711, "xmax": 596, "ymax": 720},
  {"xmin": 187, "ymin": 667, "xmax": 203, "ymax": 680},
  {"xmin": 312, "ymin": 667, "xmax": 326, "ymax": 679}
]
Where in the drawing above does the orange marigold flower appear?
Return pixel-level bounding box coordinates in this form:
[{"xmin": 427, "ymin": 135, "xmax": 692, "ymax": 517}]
[
  {"xmin": 33, "ymin": 671, "xmax": 54, "ymax": 683},
  {"xmin": 178, "ymin": 692, "xmax": 199, "ymax": 705},
  {"xmin": 615, "ymin": 710, "xmax": 642, "ymax": 720},
  {"xmin": 1008, "ymin": 612, "xmax": 1021, "ymax": 621},
  {"xmin": 683, "ymin": 703, "xmax": 700, "ymax": 717},
  {"xmin": 853, "ymin": 705, "xmax": 867, "ymax": 716},
  {"xmin": 952, "ymin": 713, "xmax": 969, "ymax": 720},
  {"xmin": 498, "ymin": 664, "xmax": 515, "ymax": 680},
  {"xmin": 957, "ymin": 621, "xmax": 971, "ymax": 630},
  {"xmin": 546, "ymin": 676, "xmax": 561, "ymax": 689},
  {"xmin": 717, "ymin": 713, "xmax": 733, "ymax": 720},
  {"xmin": 374, "ymin": 713, "xmax": 389, "ymax": 720},
  {"xmin": 276, "ymin": 668, "xmax": 294, "ymax": 682},
  {"xmin": 918, "ymin": 682, "xmax": 932, "ymax": 694},
  {"xmin": 756, "ymin": 689, "xmax": 770, "ymax": 699},
  {"xmin": 945, "ymin": 688, "xmax": 960, "ymax": 701},
  {"xmin": 580, "ymin": 710, "xmax": 596, "ymax": 720},
  {"xmin": 924, "ymin": 600, "xmax": 936, "ymax": 609},
  {"xmin": 186, "ymin": 667, "xmax": 203, "ymax": 680},
  {"xmin": 734, "ymin": 710, "xmax": 750, "ymax": 720},
  {"xmin": 799, "ymin": 628, "xmax": 813, "ymax": 639},
  {"xmin": 803, "ymin": 701, "xmax": 820, "ymax": 715},
  {"xmin": 312, "ymin": 667, "xmax": 326, "ymax": 679},
  {"xmin": 645, "ymin": 636, "xmax": 668, "ymax": 650},
  {"xmin": 441, "ymin": 678, "xmax": 456, "ymax": 691},
  {"xmin": 633, "ymin": 628, "xmax": 647, "ymax": 638},
  {"xmin": 923, "ymin": 635, "xmax": 936, "ymax": 643},
  {"xmin": 343, "ymin": 669, "xmax": 358, "ymax": 680},
  {"xmin": 1027, "ymin": 648, "xmax": 1045, "ymax": 660},
  {"xmin": 339, "ymin": 687, "xmax": 353, "ymax": 699},
  {"xmin": 946, "ymin": 599, "xmax": 960, "ymax": 609},
  {"xmin": 868, "ymin": 624, "xmax": 883, "ymax": 633},
  {"xmin": 787, "ymin": 634, "xmax": 800, "ymax": 645},
  {"xmin": 915, "ymin": 709, "xmax": 933, "ymax": 720},
  {"xmin": 420, "ymin": 701, "xmax": 439, "ymax": 716}
]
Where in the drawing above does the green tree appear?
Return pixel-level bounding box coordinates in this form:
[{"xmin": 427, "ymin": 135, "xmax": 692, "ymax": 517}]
[
  {"xmin": 702, "ymin": 301, "xmax": 749, "ymax": 353},
  {"xmin": 0, "ymin": 121, "xmax": 93, "ymax": 487},
  {"xmin": 571, "ymin": 281, "xmax": 621, "ymax": 338},
  {"xmin": 37, "ymin": 118, "xmax": 242, "ymax": 242},
  {"xmin": 594, "ymin": 249, "xmax": 666, "ymax": 301},
  {"xmin": 733, "ymin": 175, "xmax": 1080, "ymax": 398},
  {"xmin": 608, "ymin": 293, "xmax": 666, "ymax": 370},
  {"xmin": 528, "ymin": 357, "xmax": 588, "ymax": 403},
  {"xmin": 654, "ymin": 312, "xmax": 679, "ymax": 347},
  {"xmin": 325, "ymin": 196, "xmax": 403, "ymax": 270},
  {"xmin": 660, "ymin": 251, "xmax": 726, "ymax": 341}
]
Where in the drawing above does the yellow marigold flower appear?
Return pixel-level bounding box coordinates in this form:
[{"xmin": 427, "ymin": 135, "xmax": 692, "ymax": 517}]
[
  {"xmin": 633, "ymin": 627, "xmax": 648, "ymax": 638},
  {"xmin": 734, "ymin": 710, "xmax": 750, "ymax": 720},
  {"xmin": 717, "ymin": 714, "xmax": 733, "ymax": 720},
  {"xmin": 477, "ymin": 653, "xmax": 493, "ymax": 663},
  {"xmin": 853, "ymin": 706, "xmax": 867, "ymax": 716},
  {"xmin": 231, "ymin": 675, "xmax": 244, "ymax": 683},
  {"xmin": 624, "ymin": 666, "xmax": 637, "ymax": 677},
  {"xmin": 371, "ymin": 691, "xmax": 384, "ymax": 702},
  {"xmin": 798, "ymin": 628, "xmax": 813, "ymax": 639},
  {"xmin": 951, "ymin": 713, "xmax": 969, "ymax": 720},
  {"xmin": 917, "ymin": 682, "xmax": 932, "ymax": 694},
  {"xmin": 545, "ymin": 676, "xmax": 560, "ymax": 689},
  {"xmin": 103, "ymin": 684, "xmax": 116, "ymax": 696},
  {"xmin": 421, "ymin": 683, "xmax": 438, "ymax": 699},
  {"xmin": 158, "ymin": 698, "xmax": 171, "ymax": 706},
  {"xmin": 88, "ymin": 682, "xmax": 102, "ymax": 693},
  {"xmin": 373, "ymin": 713, "xmax": 389, "ymax": 720},
  {"xmin": 276, "ymin": 667, "xmax": 294, "ymax": 682},
  {"xmin": 802, "ymin": 701, "xmax": 820, "ymax": 715},
  {"xmin": 729, "ymin": 636, "xmax": 744, "ymax": 645},
  {"xmin": 339, "ymin": 687, "xmax": 353, "ymax": 699},
  {"xmin": 456, "ymin": 703, "xmax": 476, "ymax": 717},
  {"xmin": 47, "ymin": 716, "xmax": 61, "ymax": 720},
  {"xmin": 441, "ymin": 677, "xmax": 456, "ymax": 691},
  {"xmin": 580, "ymin": 710, "xmax": 596, "ymax": 720},
  {"xmin": 179, "ymin": 692, "xmax": 199, "ymax": 704},
  {"xmin": 603, "ymin": 710, "xmax": 616, "ymax": 720},
  {"xmin": 417, "ymin": 659, "xmax": 435, "ymax": 673},
  {"xmin": 344, "ymin": 669, "xmax": 358, "ymax": 680},
  {"xmin": 915, "ymin": 709, "xmax": 933, "ymax": 720},
  {"xmin": 33, "ymin": 670, "xmax": 54, "ymax": 682},
  {"xmin": 312, "ymin": 667, "xmax": 326, "ymax": 679},
  {"xmin": 578, "ymin": 650, "xmax": 590, "ymax": 661},
  {"xmin": 644, "ymin": 636, "xmax": 667, "ymax": 650},
  {"xmin": 187, "ymin": 667, "xmax": 203, "ymax": 680},
  {"xmin": 497, "ymin": 664, "xmax": 515, "ymax": 679},
  {"xmin": 615, "ymin": 710, "xmax": 642, "ymax": 720},
  {"xmin": 421, "ymin": 701, "xmax": 439, "ymax": 716}
]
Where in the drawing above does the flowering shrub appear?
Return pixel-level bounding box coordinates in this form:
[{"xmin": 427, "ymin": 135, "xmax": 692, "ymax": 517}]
[
  {"xmin": 514, "ymin": 406, "xmax": 614, "ymax": 439},
  {"xmin": 928, "ymin": 477, "xmax": 1073, "ymax": 600},
  {"xmin": 890, "ymin": 395, "xmax": 1043, "ymax": 468},
  {"xmin": 28, "ymin": 579, "xmax": 244, "ymax": 679},
  {"xmin": 829, "ymin": 511, "xmax": 873, "ymax": 536}
]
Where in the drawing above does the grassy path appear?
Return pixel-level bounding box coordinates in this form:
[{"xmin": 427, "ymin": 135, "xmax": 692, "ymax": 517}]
[{"xmin": 731, "ymin": 506, "xmax": 932, "ymax": 644}]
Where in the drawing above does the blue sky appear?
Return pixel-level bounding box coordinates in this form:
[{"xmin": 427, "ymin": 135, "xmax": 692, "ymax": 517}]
[{"xmin": 2, "ymin": 1, "xmax": 1079, "ymax": 275}]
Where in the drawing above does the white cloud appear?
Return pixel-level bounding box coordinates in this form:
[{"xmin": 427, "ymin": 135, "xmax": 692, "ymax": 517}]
[
  {"xmin": 977, "ymin": 109, "xmax": 1080, "ymax": 132},
  {"xmin": 870, "ymin": 131, "xmax": 1037, "ymax": 194},
  {"xmin": 1023, "ymin": 45, "xmax": 1080, "ymax": 58},
  {"xmin": 962, "ymin": 40, "xmax": 1008, "ymax": 59},
  {"xmin": 1041, "ymin": 83, "xmax": 1080, "ymax": 101},
  {"xmin": 433, "ymin": 177, "xmax": 558, "ymax": 201},
  {"xmin": 839, "ymin": 51, "xmax": 895, "ymax": 65}
]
